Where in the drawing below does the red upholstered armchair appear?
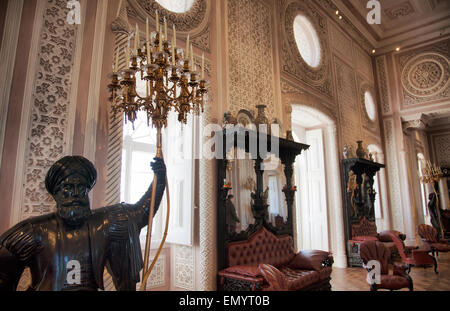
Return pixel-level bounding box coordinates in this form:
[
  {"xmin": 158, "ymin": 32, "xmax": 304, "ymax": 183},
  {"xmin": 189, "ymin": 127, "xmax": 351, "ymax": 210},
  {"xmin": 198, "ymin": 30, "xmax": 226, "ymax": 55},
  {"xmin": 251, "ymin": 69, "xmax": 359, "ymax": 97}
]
[
  {"xmin": 387, "ymin": 231, "xmax": 437, "ymax": 274},
  {"xmin": 359, "ymin": 240, "xmax": 413, "ymax": 291},
  {"xmin": 218, "ymin": 226, "xmax": 334, "ymax": 291},
  {"xmin": 418, "ymin": 224, "xmax": 450, "ymax": 257},
  {"xmin": 347, "ymin": 217, "xmax": 408, "ymax": 266}
]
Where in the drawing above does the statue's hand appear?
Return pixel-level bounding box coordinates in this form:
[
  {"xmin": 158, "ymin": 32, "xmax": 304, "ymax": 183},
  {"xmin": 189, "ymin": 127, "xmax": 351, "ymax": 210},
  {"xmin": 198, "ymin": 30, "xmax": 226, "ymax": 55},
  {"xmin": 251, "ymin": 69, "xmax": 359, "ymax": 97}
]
[{"xmin": 151, "ymin": 157, "xmax": 166, "ymax": 178}]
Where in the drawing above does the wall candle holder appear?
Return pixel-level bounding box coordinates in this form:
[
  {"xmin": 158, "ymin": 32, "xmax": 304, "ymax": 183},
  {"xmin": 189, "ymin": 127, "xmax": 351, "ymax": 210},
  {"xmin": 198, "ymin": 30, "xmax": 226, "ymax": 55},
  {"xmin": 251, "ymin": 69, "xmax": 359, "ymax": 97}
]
[
  {"xmin": 108, "ymin": 18, "xmax": 207, "ymax": 290},
  {"xmin": 419, "ymin": 160, "xmax": 444, "ymax": 238}
]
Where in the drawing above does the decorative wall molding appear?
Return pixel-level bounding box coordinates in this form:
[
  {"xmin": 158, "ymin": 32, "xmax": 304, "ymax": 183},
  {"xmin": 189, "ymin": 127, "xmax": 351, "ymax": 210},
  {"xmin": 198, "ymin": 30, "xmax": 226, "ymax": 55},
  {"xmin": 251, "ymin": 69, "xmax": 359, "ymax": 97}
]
[
  {"xmin": 334, "ymin": 55, "xmax": 361, "ymax": 148},
  {"xmin": 173, "ymin": 244, "xmax": 195, "ymax": 290},
  {"xmin": 127, "ymin": 0, "xmax": 211, "ymax": 52},
  {"xmin": 227, "ymin": 0, "xmax": 276, "ymax": 121},
  {"xmin": 358, "ymin": 78, "xmax": 378, "ymax": 133},
  {"xmin": 280, "ymin": 0, "xmax": 333, "ymax": 99},
  {"xmin": 432, "ymin": 132, "xmax": 450, "ymax": 167},
  {"xmin": 375, "ymin": 55, "xmax": 392, "ymax": 115},
  {"xmin": 281, "ymin": 78, "xmax": 338, "ymax": 123},
  {"xmin": 396, "ymin": 39, "xmax": 450, "ymax": 108},
  {"xmin": 315, "ymin": 0, "xmax": 374, "ymax": 54},
  {"xmin": 199, "ymin": 97, "xmax": 217, "ymax": 290},
  {"xmin": 16, "ymin": 0, "xmax": 79, "ymax": 221},
  {"xmin": 330, "ymin": 24, "xmax": 353, "ymax": 65}
]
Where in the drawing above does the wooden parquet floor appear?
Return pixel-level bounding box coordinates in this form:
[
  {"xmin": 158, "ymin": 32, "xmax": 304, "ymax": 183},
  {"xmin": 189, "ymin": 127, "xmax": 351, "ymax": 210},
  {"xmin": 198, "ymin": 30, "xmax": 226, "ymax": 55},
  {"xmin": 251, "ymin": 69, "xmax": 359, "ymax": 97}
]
[{"xmin": 330, "ymin": 252, "xmax": 450, "ymax": 291}]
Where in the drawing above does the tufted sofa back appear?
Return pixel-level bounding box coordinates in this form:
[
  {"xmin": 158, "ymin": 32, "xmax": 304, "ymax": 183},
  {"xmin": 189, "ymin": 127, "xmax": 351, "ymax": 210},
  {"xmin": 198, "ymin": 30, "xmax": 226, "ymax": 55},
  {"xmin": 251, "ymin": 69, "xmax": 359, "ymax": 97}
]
[
  {"xmin": 351, "ymin": 216, "xmax": 378, "ymax": 238},
  {"xmin": 227, "ymin": 226, "xmax": 295, "ymax": 268}
]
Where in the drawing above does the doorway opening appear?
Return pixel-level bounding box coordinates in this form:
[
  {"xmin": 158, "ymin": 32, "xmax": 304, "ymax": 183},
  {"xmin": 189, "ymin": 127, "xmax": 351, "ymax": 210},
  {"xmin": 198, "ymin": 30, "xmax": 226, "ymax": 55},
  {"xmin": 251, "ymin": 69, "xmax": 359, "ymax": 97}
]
[{"xmin": 291, "ymin": 106, "xmax": 333, "ymax": 252}]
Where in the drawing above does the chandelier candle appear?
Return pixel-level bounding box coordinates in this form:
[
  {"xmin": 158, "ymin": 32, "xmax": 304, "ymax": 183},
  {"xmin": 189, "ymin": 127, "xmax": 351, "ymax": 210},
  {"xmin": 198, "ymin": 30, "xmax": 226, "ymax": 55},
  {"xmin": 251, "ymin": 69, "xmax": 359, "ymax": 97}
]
[{"xmin": 108, "ymin": 14, "xmax": 207, "ymax": 290}]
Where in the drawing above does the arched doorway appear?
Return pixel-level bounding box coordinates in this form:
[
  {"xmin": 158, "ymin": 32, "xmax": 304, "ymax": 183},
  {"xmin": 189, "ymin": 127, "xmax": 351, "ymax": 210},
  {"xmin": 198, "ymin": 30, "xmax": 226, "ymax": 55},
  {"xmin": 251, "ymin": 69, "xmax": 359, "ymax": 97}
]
[{"xmin": 291, "ymin": 104, "xmax": 346, "ymax": 268}]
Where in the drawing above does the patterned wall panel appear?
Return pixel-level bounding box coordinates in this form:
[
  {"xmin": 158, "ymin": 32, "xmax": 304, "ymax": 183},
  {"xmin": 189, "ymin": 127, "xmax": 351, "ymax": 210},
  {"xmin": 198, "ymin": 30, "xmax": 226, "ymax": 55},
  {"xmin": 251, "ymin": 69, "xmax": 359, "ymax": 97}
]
[
  {"xmin": 375, "ymin": 55, "xmax": 392, "ymax": 115},
  {"xmin": 358, "ymin": 76, "xmax": 378, "ymax": 134},
  {"xmin": 354, "ymin": 44, "xmax": 374, "ymax": 82},
  {"xmin": 334, "ymin": 56, "xmax": 361, "ymax": 148},
  {"xmin": 227, "ymin": 0, "xmax": 275, "ymax": 120},
  {"xmin": 20, "ymin": 0, "xmax": 78, "ymax": 220},
  {"xmin": 280, "ymin": 0, "xmax": 333, "ymax": 99},
  {"xmin": 433, "ymin": 132, "xmax": 450, "ymax": 167},
  {"xmin": 136, "ymin": 254, "xmax": 166, "ymax": 289},
  {"xmin": 173, "ymin": 244, "xmax": 195, "ymax": 290},
  {"xmin": 330, "ymin": 25, "xmax": 353, "ymax": 65},
  {"xmin": 396, "ymin": 39, "xmax": 450, "ymax": 108}
]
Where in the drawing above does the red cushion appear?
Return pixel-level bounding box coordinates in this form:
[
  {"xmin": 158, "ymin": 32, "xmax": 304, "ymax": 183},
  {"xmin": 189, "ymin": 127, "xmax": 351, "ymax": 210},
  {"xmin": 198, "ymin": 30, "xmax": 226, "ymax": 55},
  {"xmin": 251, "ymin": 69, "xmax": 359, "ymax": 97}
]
[
  {"xmin": 278, "ymin": 267, "xmax": 320, "ymax": 290},
  {"xmin": 222, "ymin": 265, "xmax": 261, "ymax": 277},
  {"xmin": 288, "ymin": 250, "xmax": 331, "ymax": 271},
  {"xmin": 352, "ymin": 236, "xmax": 379, "ymax": 242}
]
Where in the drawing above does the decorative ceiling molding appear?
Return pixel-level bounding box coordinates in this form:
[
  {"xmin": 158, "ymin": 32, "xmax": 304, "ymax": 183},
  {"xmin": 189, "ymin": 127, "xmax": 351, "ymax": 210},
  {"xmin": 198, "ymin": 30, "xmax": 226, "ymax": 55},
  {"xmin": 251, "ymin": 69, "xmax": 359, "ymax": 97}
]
[
  {"xmin": 337, "ymin": 0, "xmax": 450, "ymax": 54},
  {"xmin": 125, "ymin": 0, "xmax": 211, "ymax": 51},
  {"xmin": 397, "ymin": 39, "xmax": 450, "ymax": 107},
  {"xmin": 317, "ymin": 0, "xmax": 375, "ymax": 53},
  {"xmin": 384, "ymin": 1, "xmax": 416, "ymax": 21}
]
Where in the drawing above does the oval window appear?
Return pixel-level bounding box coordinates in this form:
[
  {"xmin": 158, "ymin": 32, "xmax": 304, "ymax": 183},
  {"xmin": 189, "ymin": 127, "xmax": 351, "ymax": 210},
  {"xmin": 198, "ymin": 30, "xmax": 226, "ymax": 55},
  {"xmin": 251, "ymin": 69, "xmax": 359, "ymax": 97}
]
[
  {"xmin": 156, "ymin": 0, "xmax": 195, "ymax": 13},
  {"xmin": 364, "ymin": 91, "xmax": 376, "ymax": 121},
  {"xmin": 293, "ymin": 15, "xmax": 321, "ymax": 68}
]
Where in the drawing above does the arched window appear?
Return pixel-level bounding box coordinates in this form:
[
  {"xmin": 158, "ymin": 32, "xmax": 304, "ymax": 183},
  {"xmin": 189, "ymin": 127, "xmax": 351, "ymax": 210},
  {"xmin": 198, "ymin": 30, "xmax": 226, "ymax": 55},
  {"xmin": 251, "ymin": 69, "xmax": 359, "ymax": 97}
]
[
  {"xmin": 156, "ymin": 0, "xmax": 195, "ymax": 13},
  {"xmin": 417, "ymin": 153, "xmax": 429, "ymax": 220},
  {"xmin": 293, "ymin": 15, "xmax": 321, "ymax": 68},
  {"xmin": 120, "ymin": 72, "xmax": 196, "ymax": 247},
  {"xmin": 364, "ymin": 91, "xmax": 376, "ymax": 121}
]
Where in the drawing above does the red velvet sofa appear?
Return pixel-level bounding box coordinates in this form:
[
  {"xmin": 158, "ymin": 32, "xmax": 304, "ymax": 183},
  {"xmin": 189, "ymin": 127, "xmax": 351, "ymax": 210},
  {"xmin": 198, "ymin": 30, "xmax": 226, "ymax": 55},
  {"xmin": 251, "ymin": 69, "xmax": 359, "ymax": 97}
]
[{"xmin": 218, "ymin": 226, "xmax": 333, "ymax": 291}]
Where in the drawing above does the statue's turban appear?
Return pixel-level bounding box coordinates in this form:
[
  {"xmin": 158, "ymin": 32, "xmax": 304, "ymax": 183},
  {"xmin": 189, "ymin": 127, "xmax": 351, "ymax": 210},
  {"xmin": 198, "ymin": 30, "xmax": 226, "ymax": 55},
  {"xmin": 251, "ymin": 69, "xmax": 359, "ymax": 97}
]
[{"xmin": 45, "ymin": 156, "xmax": 97, "ymax": 195}]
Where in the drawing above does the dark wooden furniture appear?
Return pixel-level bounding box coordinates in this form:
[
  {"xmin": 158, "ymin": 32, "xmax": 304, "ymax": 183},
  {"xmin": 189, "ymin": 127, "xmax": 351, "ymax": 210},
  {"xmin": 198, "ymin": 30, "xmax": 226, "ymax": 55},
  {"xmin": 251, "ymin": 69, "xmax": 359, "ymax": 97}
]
[
  {"xmin": 216, "ymin": 126, "xmax": 335, "ymax": 291},
  {"xmin": 217, "ymin": 127, "xmax": 309, "ymax": 271},
  {"xmin": 217, "ymin": 226, "xmax": 333, "ymax": 291},
  {"xmin": 341, "ymin": 158, "xmax": 385, "ymax": 267}
]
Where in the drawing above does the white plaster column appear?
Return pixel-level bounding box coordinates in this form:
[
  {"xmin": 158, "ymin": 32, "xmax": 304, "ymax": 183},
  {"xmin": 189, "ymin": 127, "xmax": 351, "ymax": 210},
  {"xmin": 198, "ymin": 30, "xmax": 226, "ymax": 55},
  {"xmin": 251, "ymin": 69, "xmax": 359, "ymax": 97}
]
[
  {"xmin": 0, "ymin": 0, "xmax": 23, "ymax": 166},
  {"xmin": 398, "ymin": 148, "xmax": 417, "ymax": 245},
  {"xmin": 326, "ymin": 125, "xmax": 347, "ymax": 268},
  {"xmin": 198, "ymin": 110, "xmax": 217, "ymax": 290}
]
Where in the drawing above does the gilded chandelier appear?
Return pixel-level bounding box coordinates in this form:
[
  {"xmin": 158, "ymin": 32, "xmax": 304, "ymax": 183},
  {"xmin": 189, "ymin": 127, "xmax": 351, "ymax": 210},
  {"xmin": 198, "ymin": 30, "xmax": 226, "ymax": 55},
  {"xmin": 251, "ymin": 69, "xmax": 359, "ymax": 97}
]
[
  {"xmin": 108, "ymin": 14, "xmax": 207, "ymax": 134},
  {"xmin": 107, "ymin": 13, "xmax": 207, "ymax": 291}
]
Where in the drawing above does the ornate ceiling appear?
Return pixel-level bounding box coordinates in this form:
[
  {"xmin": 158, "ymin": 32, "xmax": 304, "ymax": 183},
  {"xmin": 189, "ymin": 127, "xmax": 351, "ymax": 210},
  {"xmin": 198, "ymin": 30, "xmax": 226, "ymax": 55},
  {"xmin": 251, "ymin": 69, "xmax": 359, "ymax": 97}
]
[{"xmin": 334, "ymin": 0, "xmax": 450, "ymax": 52}]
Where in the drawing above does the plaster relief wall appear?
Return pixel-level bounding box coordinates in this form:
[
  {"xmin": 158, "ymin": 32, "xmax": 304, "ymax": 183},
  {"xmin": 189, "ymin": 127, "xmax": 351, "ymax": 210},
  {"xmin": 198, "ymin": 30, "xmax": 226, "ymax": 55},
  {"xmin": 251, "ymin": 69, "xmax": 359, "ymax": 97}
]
[
  {"xmin": 279, "ymin": 0, "xmax": 381, "ymax": 152},
  {"xmin": 396, "ymin": 39, "xmax": 450, "ymax": 110},
  {"xmin": 227, "ymin": 0, "xmax": 275, "ymax": 121},
  {"xmin": 334, "ymin": 56, "xmax": 363, "ymax": 149},
  {"xmin": 430, "ymin": 130, "xmax": 450, "ymax": 167},
  {"xmin": 375, "ymin": 38, "xmax": 450, "ymax": 235},
  {"xmin": 16, "ymin": 0, "xmax": 79, "ymax": 222}
]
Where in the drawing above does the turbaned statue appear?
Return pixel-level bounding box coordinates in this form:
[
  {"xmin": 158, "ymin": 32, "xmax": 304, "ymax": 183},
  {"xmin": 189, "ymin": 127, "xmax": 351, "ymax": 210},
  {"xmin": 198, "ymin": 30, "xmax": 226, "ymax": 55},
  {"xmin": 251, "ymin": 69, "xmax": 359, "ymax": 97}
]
[{"xmin": 0, "ymin": 156, "xmax": 166, "ymax": 291}]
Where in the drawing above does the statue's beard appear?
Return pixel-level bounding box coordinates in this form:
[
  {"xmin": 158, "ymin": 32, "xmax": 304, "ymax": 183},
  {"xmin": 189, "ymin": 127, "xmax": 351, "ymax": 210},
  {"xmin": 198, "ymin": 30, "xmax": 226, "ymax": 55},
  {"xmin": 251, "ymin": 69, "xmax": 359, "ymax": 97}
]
[{"xmin": 57, "ymin": 204, "xmax": 91, "ymax": 227}]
